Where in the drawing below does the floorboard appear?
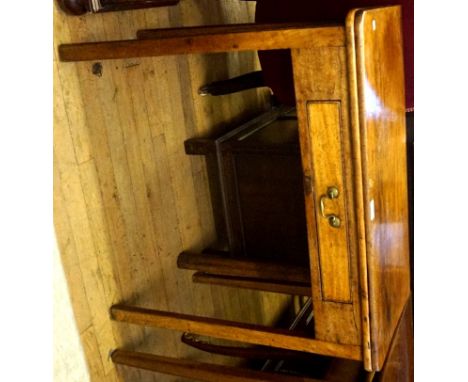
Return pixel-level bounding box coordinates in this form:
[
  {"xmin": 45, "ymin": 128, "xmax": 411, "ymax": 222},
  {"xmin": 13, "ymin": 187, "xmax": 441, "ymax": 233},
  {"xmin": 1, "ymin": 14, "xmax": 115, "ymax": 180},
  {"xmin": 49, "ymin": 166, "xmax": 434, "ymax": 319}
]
[{"xmin": 54, "ymin": 2, "xmax": 293, "ymax": 381}]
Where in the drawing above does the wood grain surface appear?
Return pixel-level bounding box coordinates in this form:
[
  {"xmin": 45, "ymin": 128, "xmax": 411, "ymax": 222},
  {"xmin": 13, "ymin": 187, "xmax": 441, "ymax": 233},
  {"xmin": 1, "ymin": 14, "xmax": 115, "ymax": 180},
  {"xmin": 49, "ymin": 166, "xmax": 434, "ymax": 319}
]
[
  {"xmin": 306, "ymin": 101, "xmax": 352, "ymax": 303},
  {"xmin": 352, "ymin": 6, "xmax": 411, "ymax": 371},
  {"xmin": 344, "ymin": 8, "xmax": 373, "ymax": 370},
  {"xmin": 59, "ymin": 24, "xmax": 345, "ymax": 62},
  {"xmin": 374, "ymin": 297, "xmax": 413, "ymax": 382},
  {"xmin": 291, "ymin": 46, "xmax": 362, "ymax": 347}
]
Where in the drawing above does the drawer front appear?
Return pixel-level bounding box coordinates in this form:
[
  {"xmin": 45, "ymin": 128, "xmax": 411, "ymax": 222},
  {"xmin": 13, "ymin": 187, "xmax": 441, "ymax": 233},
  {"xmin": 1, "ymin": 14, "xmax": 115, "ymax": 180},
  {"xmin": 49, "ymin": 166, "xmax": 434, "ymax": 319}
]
[
  {"xmin": 307, "ymin": 101, "xmax": 352, "ymax": 303},
  {"xmin": 292, "ymin": 46, "xmax": 361, "ymax": 346}
]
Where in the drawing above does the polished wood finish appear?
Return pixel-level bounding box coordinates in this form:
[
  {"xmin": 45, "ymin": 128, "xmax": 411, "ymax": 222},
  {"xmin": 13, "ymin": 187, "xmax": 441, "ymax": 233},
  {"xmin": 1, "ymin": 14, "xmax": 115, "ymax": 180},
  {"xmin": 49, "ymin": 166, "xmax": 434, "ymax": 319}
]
[
  {"xmin": 111, "ymin": 305, "xmax": 362, "ymax": 360},
  {"xmin": 352, "ymin": 6, "xmax": 411, "ymax": 370},
  {"xmin": 291, "ymin": 45, "xmax": 362, "ymax": 347},
  {"xmin": 57, "ymin": 0, "xmax": 179, "ymax": 16},
  {"xmin": 58, "ymin": 25, "xmax": 345, "ymax": 61},
  {"xmin": 306, "ymin": 101, "xmax": 352, "ymax": 303},
  {"xmin": 289, "ymin": 6, "xmax": 409, "ymax": 371},
  {"xmin": 192, "ymin": 272, "xmax": 311, "ymax": 296},
  {"xmin": 111, "ymin": 349, "xmax": 325, "ymax": 382},
  {"xmin": 178, "ymin": 251, "xmax": 311, "ymax": 284},
  {"xmin": 345, "ymin": 8, "xmax": 373, "ymax": 370},
  {"xmin": 374, "ymin": 298, "xmax": 413, "ymax": 382},
  {"xmin": 56, "ymin": 4, "xmax": 411, "ymax": 377}
]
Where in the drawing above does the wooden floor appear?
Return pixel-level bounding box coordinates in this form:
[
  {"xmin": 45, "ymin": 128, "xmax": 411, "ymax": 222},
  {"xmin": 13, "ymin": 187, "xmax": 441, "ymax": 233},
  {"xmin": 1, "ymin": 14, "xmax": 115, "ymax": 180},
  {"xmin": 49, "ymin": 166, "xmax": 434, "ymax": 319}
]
[{"xmin": 53, "ymin": 1, "xmax": 296, "ymax": 381}]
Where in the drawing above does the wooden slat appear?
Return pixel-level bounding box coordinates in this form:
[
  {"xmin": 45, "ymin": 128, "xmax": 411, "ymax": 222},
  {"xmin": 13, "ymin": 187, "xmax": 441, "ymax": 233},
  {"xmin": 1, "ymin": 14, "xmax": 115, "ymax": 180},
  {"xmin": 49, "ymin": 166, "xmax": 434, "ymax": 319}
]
[
  {"xmin": 178, "ymin": 251, "xmax": 311, "ymax": 284},
  {"xmin": 111, "ymin": 305, "xmax": 362, "ymax": 360},
  {"xmin": 53, "ymin": 62, "xmax": 122, "ymax": 376},
  {"xmin": 111, "ymin": 349, "xmax": 325, "ymax": 382},
  {"xmin": 58, "ymin": 25, "xmax": 345, "ymax": 62},
  {"xmin": 192, "ymin": 272, "xmax": 311, "ymax": 296}
]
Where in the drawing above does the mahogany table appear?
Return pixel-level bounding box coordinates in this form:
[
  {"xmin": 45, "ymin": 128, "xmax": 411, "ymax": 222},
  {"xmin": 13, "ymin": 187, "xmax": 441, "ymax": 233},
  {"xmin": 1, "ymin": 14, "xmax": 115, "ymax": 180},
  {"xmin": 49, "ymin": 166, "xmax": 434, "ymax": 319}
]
[{"xmin": 59, "ymin": 5, "xmax": 411, "ymax": 379}]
